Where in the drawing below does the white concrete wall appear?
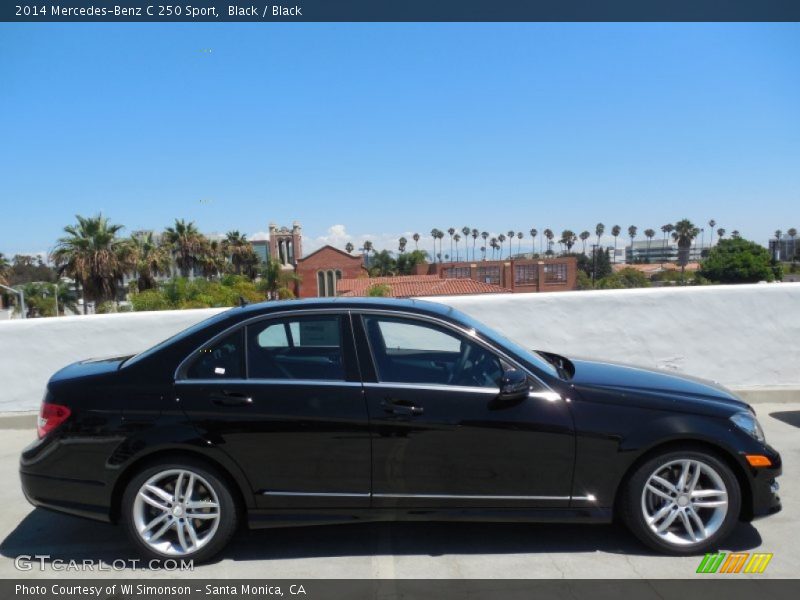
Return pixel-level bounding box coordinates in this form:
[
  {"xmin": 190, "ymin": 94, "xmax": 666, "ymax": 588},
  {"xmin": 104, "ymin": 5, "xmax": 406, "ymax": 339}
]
[{"xmin": 0, "ymin": 283, "xmax": 798, "ymax": 412}]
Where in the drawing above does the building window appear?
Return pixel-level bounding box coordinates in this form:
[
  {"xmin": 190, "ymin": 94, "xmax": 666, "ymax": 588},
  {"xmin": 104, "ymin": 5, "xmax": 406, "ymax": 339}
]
[
  {"xmin": 476, "ymin": 266, "xmax": 500, "ymax": 285},
  {"xmin": 445, "ymin": 266, "xmax": 471, "ymax": 278},
  {"xmin": 514, "ymin": 264, "xmax": 538, "ymax": 284},
  {"xmin": 544, "ymin": 263, "xmax": 567, "ymax": 284},
  {"xmin": 317, "ymin": 269, "xmax": 340, "ymax": 297}
]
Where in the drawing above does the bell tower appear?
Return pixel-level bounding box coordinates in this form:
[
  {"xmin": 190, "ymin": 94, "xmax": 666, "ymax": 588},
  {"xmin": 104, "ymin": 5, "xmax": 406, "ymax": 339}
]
[{"xmin": 268, "ymin": 221, "xmax": 303, "ymax": 267}]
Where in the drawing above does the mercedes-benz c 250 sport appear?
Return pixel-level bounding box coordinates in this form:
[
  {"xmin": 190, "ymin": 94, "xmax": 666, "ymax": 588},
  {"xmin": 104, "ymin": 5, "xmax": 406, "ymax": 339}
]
[{"xmin": 20, "ymin": 298, "xmax": 782, "ymax": 561}]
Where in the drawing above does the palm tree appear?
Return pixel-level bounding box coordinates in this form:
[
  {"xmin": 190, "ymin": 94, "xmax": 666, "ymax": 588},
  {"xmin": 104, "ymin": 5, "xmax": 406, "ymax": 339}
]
[
  {"xmin": 345, "ymin": 242, "xmax": 354, "ymax": 254},
  {"xmin": 506, "ymin": 231, "xmax": 515, "ymax": 258},
  {"xmin": 595, "ymin": 223, "xmax": 605, "ymax": 249},
  {"xmin": 490, "ymin": 237, "xmax": 498, "ymax": 260},
  {"xmin": 447, "ymin": 228, "xmax": 456, "ymax": 261},
  {"xmin": 516, "ymin": 231, "xmax": 524, "ymax": 256},
  {"xmin": 660, "ymin": 224, "xmax": 674, "ymax": 266},
  {"xmin": 480, "ymin": 245, "xmax": 486, "ymax": 260},
  {"xmin": 627, "ymin": 226, "xmax": 638, "ymax": 262},
  {"xmin": 224, "ymin": 230, "xmax": 258, "ymax": 278},
  {"xmin": 788, "ymin": 228, "xmax": 797, "ymax": 263},
  {"xmin": 498, "ymin": 234, "xmax": 507, "ymax": 259},
  {"xmin": 197, "ymin": 239, "xmax": 227, "ymax": 279},
  {"xmin": 0, "ymin": 252, "xmax": 9, "ymax": 286},
  {"xmin": 543, "ymin": 229, "xmax": 554, "ymax": 256},
  {"xmin": 644, "ymin": 229, "xmax": 655, "ymax": 263},
  {"xmin": 412, "ymin": 233, "xmax": 420, "ymax": 250},
  {"xmin": 716, "ymin": 228, "xmax": 725, "ymax": 241},
  {"xmin": 708, "ymin": 219, "xmax": 717, "ymax": 247},
  {"xmin": 51, "ymin": 214, "xmax": 130, "ymax": 313},
  {"xmin": 579, "ymin": 231, "xmax": 590, "ymax": 255},
  {"xmin": 453, "ymin": 233, "xmax": 462, "ymax": 261},
  {"xmin": 529, "ymin": 228, "xmax": 538, "ymax": 256},
  {"xmin": 430, "ymin": 229, "xmax": 439, "ymax": 263},
  {"xmin": 398, "ymin": 236, "xmax": 407, "ymax": 254},
  {"xmin": 611, "ymin": 225, "xmax": 621, "ymax": 263},
  {"xmin": 461, "ymin": 226, "xmax": 470, "ymax": 259},
  {"xmin": 774, "ymin": 230, "xmax": 783, "ymax": 261},
  {"xmin": 731, "ymin": 230, "xmax": 741, "ymax": 239},
  {"xmin": 261, "ymin": 258, "xmax": 300, "ymax": 300},
  {"xmin": 163, "ymin": 219, "xmax": 204, "ymax": 278},
  {"xmin": 437, "ymin": 230, "xmax": 446, "ymax": 262},
  {"xmin": 471, "ymin": 228, "xmax": 479, "ymax": 261},
  {"xmin": 481, "ymin": 231, "xmax": 489, "ymax": 259},
  {"xmin": 560, "ymin": 230, "xmax": 576, "ymax": 254},
  {"xmin": 129, "ymin": 231, "xmax": 170, "ymax": 291},
  {"xmin": 671, "ymin": 219, "xmax": 700, "ymax": 282}
]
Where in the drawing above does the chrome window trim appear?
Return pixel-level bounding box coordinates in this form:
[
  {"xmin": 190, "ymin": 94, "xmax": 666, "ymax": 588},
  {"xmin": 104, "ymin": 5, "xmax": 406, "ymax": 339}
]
[
  {"xmin": 363, "ymin": 381, "xmax": 500, "ymax": 395},
  {"xmin": 262, "ymin": 491, "xmax": 369, "ymax": 498},
  {"xmin": 175, "ymin": 378, "xmax": 363, "ymax": 387},
  {"xmin": 353, "ymin": 309, "xmax": 555, "ymax": 394},
  {"xmin": 173, "ymin": 306, "xmax": 555, "ymax": 397},
  {"xmin": 174, "ymin": 308, "xmax": 353, "ymax": 382}
]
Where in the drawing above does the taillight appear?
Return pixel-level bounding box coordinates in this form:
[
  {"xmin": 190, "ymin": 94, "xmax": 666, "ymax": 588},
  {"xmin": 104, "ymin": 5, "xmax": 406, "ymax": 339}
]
[{"xmin": 37, "ymin": 402, "xmax": 71, "ymax": 439}]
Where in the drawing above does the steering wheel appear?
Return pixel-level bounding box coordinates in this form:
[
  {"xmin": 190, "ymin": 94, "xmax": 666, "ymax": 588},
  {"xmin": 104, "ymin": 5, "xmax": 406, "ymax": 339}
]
[{"xmin": 448, "ymin": 342, "xmax": 474, "ymax": 386}]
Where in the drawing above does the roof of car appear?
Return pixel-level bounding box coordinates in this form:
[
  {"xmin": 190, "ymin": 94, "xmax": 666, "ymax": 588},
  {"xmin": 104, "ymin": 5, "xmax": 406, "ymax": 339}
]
[{"xmin": 232, "ymin": 296, "xmax": 460, "ymax": 319}]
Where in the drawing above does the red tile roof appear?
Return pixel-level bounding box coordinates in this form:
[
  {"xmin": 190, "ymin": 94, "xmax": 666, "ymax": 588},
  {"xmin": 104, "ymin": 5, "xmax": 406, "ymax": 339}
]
[{"xmin": 337, "ymin": 275, "xmax": 510, "ymax": 298}]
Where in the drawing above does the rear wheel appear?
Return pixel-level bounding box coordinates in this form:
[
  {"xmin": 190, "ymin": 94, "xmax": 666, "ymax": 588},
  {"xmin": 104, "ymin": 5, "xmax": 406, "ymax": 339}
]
[
  {"xmin": 122, "ymin": 459, "xmax": 238, "ymax": 562},
  {"xmin": 621, "ymin": 449, "xmax": 741, "ymax": 554}
]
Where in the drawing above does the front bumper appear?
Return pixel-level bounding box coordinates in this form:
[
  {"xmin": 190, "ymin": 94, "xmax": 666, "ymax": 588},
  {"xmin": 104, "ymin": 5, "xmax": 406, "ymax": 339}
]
[{"xmin": 743, "ymin": 447, "xmax": 782, "ymax": 521}]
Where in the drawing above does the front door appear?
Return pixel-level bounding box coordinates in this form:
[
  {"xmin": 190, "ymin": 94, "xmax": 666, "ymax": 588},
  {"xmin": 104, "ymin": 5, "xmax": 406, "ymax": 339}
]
[
  {"xmin": 355, "ymin": 313, "xmax": 575, "ymax": 509},
  {"xmin": 175, "ymin": 312, "xmax": 371, "ymax": 509}
]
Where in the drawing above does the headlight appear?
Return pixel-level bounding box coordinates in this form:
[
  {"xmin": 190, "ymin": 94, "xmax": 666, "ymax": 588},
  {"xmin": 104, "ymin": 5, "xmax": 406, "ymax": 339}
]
[{"xmin": 730, "ymin": 411, "xmax": 766, "ymax": 443}]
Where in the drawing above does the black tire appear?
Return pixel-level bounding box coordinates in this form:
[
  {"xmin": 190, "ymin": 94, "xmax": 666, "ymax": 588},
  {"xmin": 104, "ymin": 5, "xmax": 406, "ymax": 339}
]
[
  {"xmin": 121, "ymin": 457, "xmax": 238, "ymax": 563},
  {"xmin": 620, "ymin": 448, "xmax": 741, "ymax": 555}
]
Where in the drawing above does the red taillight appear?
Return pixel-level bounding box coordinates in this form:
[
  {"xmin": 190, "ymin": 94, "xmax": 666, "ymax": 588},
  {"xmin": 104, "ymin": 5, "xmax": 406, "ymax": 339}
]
[{"xmin": 37, "ymin": 402, "xmax": 71, "ymax": 439}]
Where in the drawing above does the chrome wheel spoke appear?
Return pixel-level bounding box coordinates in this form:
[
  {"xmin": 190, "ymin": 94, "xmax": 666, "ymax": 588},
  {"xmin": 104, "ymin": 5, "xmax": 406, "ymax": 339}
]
[
  {"xmin": 133, "ymin": 468, "xmax": 221, "ymax": 557},
  {"xmin": 641, "ymin": 458, "xmax": 728, "ymax": 547}
]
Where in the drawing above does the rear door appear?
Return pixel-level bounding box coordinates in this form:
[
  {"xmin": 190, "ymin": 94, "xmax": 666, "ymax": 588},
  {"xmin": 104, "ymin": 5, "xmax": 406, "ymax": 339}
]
[{"xmin": 175, "ymin": 311, "xmax": 372, "ymax": 509}]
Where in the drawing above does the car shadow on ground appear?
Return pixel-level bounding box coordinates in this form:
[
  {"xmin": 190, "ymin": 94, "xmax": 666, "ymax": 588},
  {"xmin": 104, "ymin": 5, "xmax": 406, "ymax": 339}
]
[
  {"xmin": 768, "ymin": 410, "xmax": 800, "ymax": 429},
  {"xmin": 0, "ymin": 508, "xmax": 764, "ymax": 568}
]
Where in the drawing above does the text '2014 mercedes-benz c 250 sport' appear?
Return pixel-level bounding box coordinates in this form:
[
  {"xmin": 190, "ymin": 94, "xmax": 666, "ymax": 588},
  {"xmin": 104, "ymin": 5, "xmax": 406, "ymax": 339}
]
[{"xmin": 20, "ymin": 298, "xmax": 781, "ymax": 562}]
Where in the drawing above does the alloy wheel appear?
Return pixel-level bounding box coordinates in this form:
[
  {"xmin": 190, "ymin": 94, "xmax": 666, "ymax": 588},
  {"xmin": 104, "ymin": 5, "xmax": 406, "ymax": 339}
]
[
  {"xmin": 640, "ymin": 458, "xmax": 729, "ymax": 546},
  {"xmin": 132, "ymin": 468, "xmax": 221, "ymax": 556}
]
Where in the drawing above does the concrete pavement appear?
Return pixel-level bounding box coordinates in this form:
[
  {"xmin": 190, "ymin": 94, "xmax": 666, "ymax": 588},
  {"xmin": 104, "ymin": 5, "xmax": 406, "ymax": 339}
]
[{"xmin": 1, "ymin": 403, "xmax": 797, "ymax": 579}]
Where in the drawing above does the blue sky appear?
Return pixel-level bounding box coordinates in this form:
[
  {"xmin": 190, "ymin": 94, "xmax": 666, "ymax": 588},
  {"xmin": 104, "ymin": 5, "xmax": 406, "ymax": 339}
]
[{"xmin": 1, "ymin": 23, "xmax": 798, "ymax": 257}]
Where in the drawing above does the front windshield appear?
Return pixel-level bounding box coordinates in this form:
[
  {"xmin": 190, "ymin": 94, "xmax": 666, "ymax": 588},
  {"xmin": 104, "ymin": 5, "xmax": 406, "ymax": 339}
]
[
  {"xmin": 442, "ymin": 306, "xmax": 560, "ymax": 379},
  {"xmin": 122, "ymin": 309, "xmax": 233, "ymax": 368}
]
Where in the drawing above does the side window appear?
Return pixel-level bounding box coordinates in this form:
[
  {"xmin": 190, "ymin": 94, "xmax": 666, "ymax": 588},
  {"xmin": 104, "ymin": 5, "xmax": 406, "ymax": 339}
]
[
  {"xmin": 363, "ymin": 316, "xmax": 503, "ymax": 388},
  {"xmin": 185, "ymin": 330, "xmax": 244, "ymax": 380},
  {"xmin": 247, "ymin": 316, "xmax": 345, "ymax": 380}
]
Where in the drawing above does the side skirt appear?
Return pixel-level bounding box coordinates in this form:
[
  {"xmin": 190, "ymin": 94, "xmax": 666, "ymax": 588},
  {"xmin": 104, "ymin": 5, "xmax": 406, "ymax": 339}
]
[{"xmin": 247, "ymin": 507, "xmax": 613, "ymax": 530}]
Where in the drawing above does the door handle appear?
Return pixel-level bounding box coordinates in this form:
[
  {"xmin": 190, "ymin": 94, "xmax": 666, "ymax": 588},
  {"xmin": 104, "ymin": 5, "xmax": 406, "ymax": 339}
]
[
  {"xmin": 382, "ymin": 399, "xmax": 424, "ymax": 416},
  {"xmin": 211, "ymin": 391, "xmax": 253, "ymax": 406}
]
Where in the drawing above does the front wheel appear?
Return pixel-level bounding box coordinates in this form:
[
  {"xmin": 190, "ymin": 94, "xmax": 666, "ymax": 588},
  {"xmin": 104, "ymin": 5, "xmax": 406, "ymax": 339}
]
[
  {"xmin": 621, "ymin": 449, "xmax": 741, "ymax": 555},
  {"xmin": 122, "ymin": 459, "xmax": 238, "ymax": 562}
]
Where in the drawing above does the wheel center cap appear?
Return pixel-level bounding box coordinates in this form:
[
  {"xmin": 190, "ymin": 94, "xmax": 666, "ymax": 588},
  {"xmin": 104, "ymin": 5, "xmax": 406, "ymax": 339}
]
[
  {"xmin": 677, "ymin": 495, "xmax": 689, "ymax": 507},
  {"xmin": 172, "ymin": 505, "xmax": 184, "ymax": 517}
]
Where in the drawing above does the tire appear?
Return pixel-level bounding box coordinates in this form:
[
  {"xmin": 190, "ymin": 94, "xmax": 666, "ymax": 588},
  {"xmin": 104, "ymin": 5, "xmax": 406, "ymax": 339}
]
[
  {"xmin": 620, "ymin": 448, "xmax": 741, "ymax": 555},
  {"xmin": 122, "ymin": 457, "xmax": 238, "ymax": 563}
]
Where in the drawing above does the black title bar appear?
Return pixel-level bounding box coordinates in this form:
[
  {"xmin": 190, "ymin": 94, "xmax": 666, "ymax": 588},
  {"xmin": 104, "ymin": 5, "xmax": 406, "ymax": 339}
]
[{"xmin": 3, "ymin": 1, "xmax": 800, "ymax": 22}]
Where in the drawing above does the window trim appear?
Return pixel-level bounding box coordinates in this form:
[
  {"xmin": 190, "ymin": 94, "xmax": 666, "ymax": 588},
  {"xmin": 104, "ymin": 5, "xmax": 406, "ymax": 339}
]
[
  {"xmin": 174, "ymin": 309, "xmax": 356, "ymax": 382},
  {"xmin": 353, "ymin": 309, "xmax": 552, "ymax": 393}
]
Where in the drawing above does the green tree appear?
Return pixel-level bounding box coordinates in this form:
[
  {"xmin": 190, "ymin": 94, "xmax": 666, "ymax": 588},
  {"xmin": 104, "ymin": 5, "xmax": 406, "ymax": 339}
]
[
  {"xmin": 611, "ymin": 225, "xmax": 621, "ymax": 263},
  {"xmin": 788, "ymin": 228, "xmax": 798, "ymax": 263},
  {"xmin": 0, "ymin": 253, "xmax": 9, "ymax": 286},
  {"xmin": 396, "ymin": 249, "xmax": 428, "ymax": 275},
  {"xmin": 51, "ymin": 214, "xmax": 130, "ymax": 312},
  {"xmin": 579, "ymin": 230, "xmax": 590, "ymax": 255},
  {"xmin": 699, "ymin": 237, "xmax": 779, "ymax": 283},
  {"xmin": 412, "ymin": 233, "xmax": 420, "ymax": 250},
  {"xmin": 367, "ymin": 283, "xmax": 392, "ymax": 297},
  {"xmin": 224, "ymin": 231, "xmax": 259, "ymax": 278},
  {"xmin": 345, "ymin": 242, "xmax": 354, "ymax": 254},
  {"xmin": 260, "ymin": 258, "xmax": 299, "ymax": 300},
  {"xmin": 644, "ymin": 229, "xmax": 655, "ymax": 263},
  {"xmin": 369, "ymin": 249, "xmax": 396, "ymax": 277},
  {"xmin": 129, "ymin": 231, "xmax": 170, "ymax": 291},
  {"xmin": 671, "ymin": 219, "xmax": 700, "ymax": 282},
  {"xmin": 163, "ymin": 219, "xmax": 204, "ymax": 278}
]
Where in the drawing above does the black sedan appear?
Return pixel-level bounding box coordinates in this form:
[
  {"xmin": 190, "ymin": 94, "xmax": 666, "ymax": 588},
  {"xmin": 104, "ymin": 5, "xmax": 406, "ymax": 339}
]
[{"xmin": 21, "ymin": 298, "xmax": 781, "ymax": 561}]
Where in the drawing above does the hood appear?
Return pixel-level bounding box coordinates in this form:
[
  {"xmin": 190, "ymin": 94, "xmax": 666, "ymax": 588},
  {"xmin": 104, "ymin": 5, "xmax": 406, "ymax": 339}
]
[
  {"xmin": 49, "ymin": 355, "xmax": 132, "ymax": 383},
  {"xmin": 566, "ymin": 357, "xmax": 751, "ymax": 416}
]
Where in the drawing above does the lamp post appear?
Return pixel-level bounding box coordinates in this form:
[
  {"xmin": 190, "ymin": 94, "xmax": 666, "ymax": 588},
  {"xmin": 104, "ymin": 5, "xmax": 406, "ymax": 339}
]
[{"xmin": 0, "ymin": 283, "xmax": 26, "ymax": 319}]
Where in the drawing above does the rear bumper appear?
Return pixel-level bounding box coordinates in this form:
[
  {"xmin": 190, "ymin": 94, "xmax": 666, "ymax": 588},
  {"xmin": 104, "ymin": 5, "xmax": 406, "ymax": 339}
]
[{"xmin": 20, "ymin": 469, "xmax": 112, "ymax": 523}]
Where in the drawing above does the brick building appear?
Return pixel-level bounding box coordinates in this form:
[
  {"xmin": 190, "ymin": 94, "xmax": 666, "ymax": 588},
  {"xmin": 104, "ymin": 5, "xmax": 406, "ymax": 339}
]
[
  {"xmin": 414, "ymin": 257, "xmax": 577, "ymax": 293},
  {"xmin": 294, "ymin": 245, "xmax": 367, "ymax": 298},
  {"xmin": 337, "ymin": 275, "xmax": 510, "ymax": 298}
]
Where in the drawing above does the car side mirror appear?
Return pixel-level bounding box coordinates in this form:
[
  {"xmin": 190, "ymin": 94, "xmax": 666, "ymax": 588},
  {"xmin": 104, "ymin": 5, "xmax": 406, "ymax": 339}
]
[{"xmin": 498, "ymin": 368, "xmax": 529, "ymax": 402}]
